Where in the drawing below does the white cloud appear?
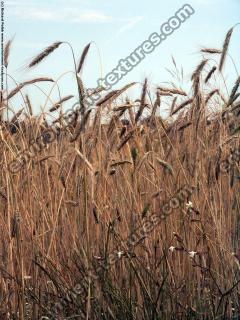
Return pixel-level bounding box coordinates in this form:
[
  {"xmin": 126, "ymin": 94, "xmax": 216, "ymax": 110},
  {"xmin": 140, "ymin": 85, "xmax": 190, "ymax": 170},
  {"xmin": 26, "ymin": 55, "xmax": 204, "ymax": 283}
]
[
  {"xmin": 115, "ymin": 16, "xmax": 143, "ymax": 38},
  {"xmin": 193, "ymin": 0, "xmax": 218, "ymax": 4},
  {"xmin": 7, "ymin": 0, "xmax": 31, "ymax": 5},
  {"xmin": 8, "ymin": 0, "xmax": 142, "ymax": 40},
  {"xmin": 9, "ymin": 3, "xmax": 113, "ymax": 23},
  {"xmin": 104, "ymin": 16, "xmax": 143, "ymax": 46},
  {"xmin": 67, "ymin": 9, "xmax": 113, "ymax": 23}
]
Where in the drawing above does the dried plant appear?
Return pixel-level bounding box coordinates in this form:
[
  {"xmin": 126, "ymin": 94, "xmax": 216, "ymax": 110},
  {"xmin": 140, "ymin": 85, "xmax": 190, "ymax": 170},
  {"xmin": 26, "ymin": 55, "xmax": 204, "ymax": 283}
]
[
  {"xmin": 4, "ymin": 38, "xmax": 13, "ymax": 68},
  {"xmin": 49, "ymin": 95, "xmax": 74, "ymax": 112},
  {"xmin": 7, "ymin": 77, "xmax": 54, "ymax": 100},
  {"xmin": 28, "ymin": 41, "xmax": 63, "ymax": 68},
  {"xmin": 77, "ymin": 43, "xmax": 91, "ymax": 73},
  {"xmin": 219, "ymin": 27, "xmax": 234, "ymax": 72},
  {"xmin": 1, "ymin": 28, "xmax": 240, "ymax": 320}
]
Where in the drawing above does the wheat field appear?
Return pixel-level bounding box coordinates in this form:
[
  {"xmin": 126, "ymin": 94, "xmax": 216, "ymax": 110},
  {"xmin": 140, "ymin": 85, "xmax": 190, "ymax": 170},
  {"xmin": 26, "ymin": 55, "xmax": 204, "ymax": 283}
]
[{"xmin": 1, "ymin": 28, "xmax": 240, "ymax": 319}]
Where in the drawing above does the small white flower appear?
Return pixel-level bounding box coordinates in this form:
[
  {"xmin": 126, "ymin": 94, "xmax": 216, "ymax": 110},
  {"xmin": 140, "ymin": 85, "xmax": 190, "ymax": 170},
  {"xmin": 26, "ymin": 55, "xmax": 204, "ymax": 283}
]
[
  {"xmin": 188, "ymin": 251, "xmax": 197, "ymax": 258},
  {"xmin": 169, "ymin": 246, "xmax": 175, "ymax": 252},
  {"xmin": 117, "ymin": 251, "xmax": 124, "ymax": 259},
  {"xmin": 186, "ymin": 201, "xmax": 193, "ymax": 209},
  {"xmin": 93, "ymin": 256, "xmax": 102, "ymax": 260}
]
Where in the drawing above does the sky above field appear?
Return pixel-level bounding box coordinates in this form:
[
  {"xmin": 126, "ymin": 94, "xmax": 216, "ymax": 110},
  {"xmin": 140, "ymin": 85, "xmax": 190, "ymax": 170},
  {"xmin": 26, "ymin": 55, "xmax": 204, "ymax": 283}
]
[{"xmin": 5, "ymin": 0, "xmax": 240, "ymax": 115}]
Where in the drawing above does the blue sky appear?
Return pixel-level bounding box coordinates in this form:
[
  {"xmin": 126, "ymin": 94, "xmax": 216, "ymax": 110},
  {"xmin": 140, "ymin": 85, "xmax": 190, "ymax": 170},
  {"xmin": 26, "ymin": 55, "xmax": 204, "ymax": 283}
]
[{"xmin": 5, "ymin": 0, "xmax": 240, "ymax": 115}]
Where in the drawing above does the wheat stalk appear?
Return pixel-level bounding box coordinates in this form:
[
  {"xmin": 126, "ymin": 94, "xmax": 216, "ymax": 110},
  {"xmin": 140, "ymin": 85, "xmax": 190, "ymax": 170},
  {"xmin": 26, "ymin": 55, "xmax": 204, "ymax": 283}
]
[
  {"xmin": 7, "ymin": 78, "xmax": 54, "ymax": 100},
  {"xmin": 49, "ymin": 95, "xmax": 74, "ymax": 112},
  {"xmin": 28, "ymin": 41, "xmax": 63, "ymax": 68},
  {"xmin": 219, "ymin": 28, "xmax": 233, "ymax": 72},
  {"xmin": 77, "ymin": 43, "xmax": 91, "ymax": 73}
]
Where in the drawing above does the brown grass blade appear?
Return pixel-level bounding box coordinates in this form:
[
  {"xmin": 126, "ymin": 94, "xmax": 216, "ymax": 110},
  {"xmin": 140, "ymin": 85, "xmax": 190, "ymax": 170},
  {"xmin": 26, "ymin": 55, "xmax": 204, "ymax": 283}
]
[
  {"xmin": 49, "ymin": 95, "xmax": 74, "ymax": 112},
  {"xmin": 172, "ymin": 98, "xmax": 193, "ymax": 115},
  {"xmin": 70, "ymin": 109, "xmax": 91, "ymax": 142},
  {"xmin": 157, "ymin": 87, "xmax": 187, "ymax": 96},
  {"xmin": 227, "ymin": 76, "xmax": 240, "ymax": 107},
  {"xmin": 7, "ymin": 78, "xmax": 54, "ymax": 100},
  {"xmin": 25, "ymin": 95, "xmax": 33, "ymax": 116},
  {"xmin": 28, "ymin": 41, "xmax": 63, "ymax": 68},
  {"xmin": 135, "ymin": 78, "xmax": 148, "ymax": 123},
  {"xmin": 205, "ymin": 89, "xmax": 219, "ymax": 104},
  {"xmin": 96, "ymin": 82, "xmax": 136, "ymax": 107},
  {"xmin": 219, "ymin": 28, "xmax": 233, "ymax": 72},
  {"xmin": 77, "ymin": 43, "xmax": 91, "ymax": 73},
  {"xmin": 201, "ymin": 48, "xmax": 222, "ymax": 54},
  {"xmin": 191, "ymin": 59, "xmax": 208, "ymax": 81},
  {"xmin": 4, "ymin": 39, "xmax": 13, "ymax": 68},
  {"xmin": 11, "ymin": 108, "xmax": 24, "ymax": 123},
  {"xmin": 205, "ymin": 66, "xmax": 217, "ymax": 83}
]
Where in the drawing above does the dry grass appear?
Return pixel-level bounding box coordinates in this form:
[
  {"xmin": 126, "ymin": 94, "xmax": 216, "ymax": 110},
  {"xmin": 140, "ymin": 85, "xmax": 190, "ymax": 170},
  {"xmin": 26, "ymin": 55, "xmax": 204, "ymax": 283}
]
[{"xmin": 1, "ymin": 29, "xmax": 240, "ymax": 319}]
